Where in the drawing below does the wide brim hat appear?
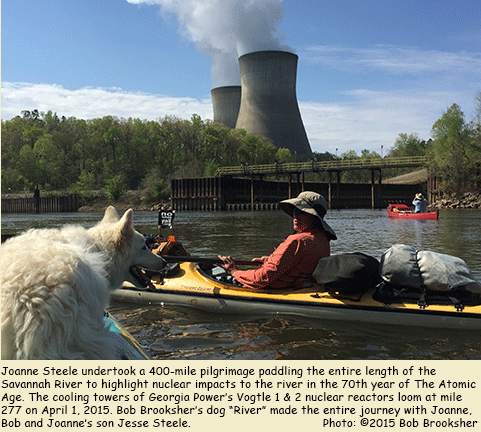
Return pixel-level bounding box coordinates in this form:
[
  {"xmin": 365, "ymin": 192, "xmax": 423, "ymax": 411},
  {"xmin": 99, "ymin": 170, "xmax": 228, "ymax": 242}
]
[
  {"xmin": 415, "ymin": 193, "xmax": 424, "ymax": 200},
  {"xmin": 279, "ymin": 191, "xmax": 337, "ymax": 240}
]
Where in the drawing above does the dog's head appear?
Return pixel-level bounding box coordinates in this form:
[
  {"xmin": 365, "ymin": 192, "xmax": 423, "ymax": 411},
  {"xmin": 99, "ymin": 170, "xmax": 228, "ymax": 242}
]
[{"xmin": 93, "ymin": 206, "xmax": 166, "ymax": 289}]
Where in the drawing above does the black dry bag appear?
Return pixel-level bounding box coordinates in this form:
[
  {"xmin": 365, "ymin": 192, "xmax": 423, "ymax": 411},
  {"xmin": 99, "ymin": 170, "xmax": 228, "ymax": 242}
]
[{"xmin": 313, "ymin": 253, "xmax": 382, "ymax": 297}]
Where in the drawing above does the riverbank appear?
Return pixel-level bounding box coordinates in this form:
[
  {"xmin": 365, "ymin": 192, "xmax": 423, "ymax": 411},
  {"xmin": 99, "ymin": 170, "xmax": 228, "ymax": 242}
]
[
  {"xmin": 3, "ymin": 189, "xmax": 480, "ymax": 212},
  {"xmin": 77, "ymin": 190, "xmax": 170, "ymax": 213},
  {"xmin": 76, "ymin": 189, "xmax": 481, "ymax": 212},
  {"xmin": 431, "ymin": 192, "xmax": 481, "ymax": 210},
  {"xmin": 77, "ymin": 192, "xmax": 481, "ymax": 212}
]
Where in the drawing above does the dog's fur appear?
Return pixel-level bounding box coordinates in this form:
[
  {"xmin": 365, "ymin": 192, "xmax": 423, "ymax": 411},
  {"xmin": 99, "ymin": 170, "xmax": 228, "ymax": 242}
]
[{"xmin": 1, "ymin": 206, "xmax": 165, "ymax": 360}]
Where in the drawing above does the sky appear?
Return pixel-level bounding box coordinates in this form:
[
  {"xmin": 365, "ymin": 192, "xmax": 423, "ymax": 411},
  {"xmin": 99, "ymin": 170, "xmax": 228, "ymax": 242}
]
[{"xmin": 2, "ymin": 0, "xmax": 480, "ymax": 155}]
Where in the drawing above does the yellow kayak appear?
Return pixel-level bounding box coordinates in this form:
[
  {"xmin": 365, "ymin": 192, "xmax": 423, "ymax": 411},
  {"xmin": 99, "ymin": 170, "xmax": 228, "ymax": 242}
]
[
  {"xmin": 104, "ymin": 311, "xmax": 151, "ymax": 359},
  {"xmin": 112, "ymin": 261, "xmax": 481, "ymax": 330}
]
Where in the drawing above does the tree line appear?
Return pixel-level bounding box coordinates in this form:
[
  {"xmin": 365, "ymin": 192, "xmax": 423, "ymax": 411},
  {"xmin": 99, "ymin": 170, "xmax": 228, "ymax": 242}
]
[
  {"xmin": 2, "ymin": 96, "xmax": 480, "ymax": 203},
  {"xmin": 2, "ymin": 112, "xmax": 282, "ymax": 202}
]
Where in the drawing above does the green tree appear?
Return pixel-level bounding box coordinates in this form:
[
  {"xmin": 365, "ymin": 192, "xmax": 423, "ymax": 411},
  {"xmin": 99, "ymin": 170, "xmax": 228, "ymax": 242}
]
[
  {"xmin": 237, "ymin": 133, "xmax": 277, "ymax": 165},
  {"xmin": 33, "ymin": 134, "xmax": 67, "ymax": 189},
  {"xmin": 339, "ymin": 149, "xmax": 381, "ymax": 183},
  {"xmin": 199, "ymin": 121, "xmax": 225, "ymax": 175},
  {"xmin": 104, "ymin": 173, "xmax": 126, "ymax": 201},
  {"xmin": 430, "ymin": 104, "xmax": 480, "ymax": 194},
  {"xmin": 140, "ymin": 169, "xmax": 170, "ymax": 203},
  {"xmin": 384, "ymin": 133, "xmax": 431, "ymax": 179},
  {"xmin": 69, "ymin": 170, "xmax": 97, "ymax": 203},
  {"xmin": 388, "ymin": 133, "xmax": 430, "ymax": 158},
  {"xmin": 275, "ymin": 148, "xmax": 294, "ymax": 163},
  {"xmin": 17, "ymin": 144, "xmax": 41, "ymax": 190}
]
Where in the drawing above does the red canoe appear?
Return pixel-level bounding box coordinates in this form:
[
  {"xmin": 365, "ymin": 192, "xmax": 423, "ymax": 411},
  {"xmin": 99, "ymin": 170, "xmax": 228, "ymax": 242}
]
[{"xmin": 388, "ymin": 204, "xmax": 439, "ymax": 220}]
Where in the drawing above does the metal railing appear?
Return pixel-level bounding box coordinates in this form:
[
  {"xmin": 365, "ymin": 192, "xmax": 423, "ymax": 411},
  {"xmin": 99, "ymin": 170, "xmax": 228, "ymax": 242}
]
[{"xmin": 215, "ymin": 156, "xmax": 428, "ymax": 176}]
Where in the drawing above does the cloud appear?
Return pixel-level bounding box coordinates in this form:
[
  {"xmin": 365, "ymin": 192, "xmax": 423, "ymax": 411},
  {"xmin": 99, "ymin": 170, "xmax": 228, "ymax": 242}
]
[
  {"xmin": 1, "ymin": 82, "xmax": 213, "ymax": 121},
  {"xmin": 302, "ymin": 44, "xmax": 481, "ymax": 75},
  {"xmin": 299, "ymin": 88, "xmax": 471, "ymax": 155}
]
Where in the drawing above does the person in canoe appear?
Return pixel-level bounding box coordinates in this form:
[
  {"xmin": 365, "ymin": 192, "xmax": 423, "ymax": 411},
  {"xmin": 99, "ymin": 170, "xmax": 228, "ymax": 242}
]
[
  {"xmin": 412, "ymin": 193, "xmax": 428, "ymax": 213},
  {"xmin": 218, "ymin": 191, "xmax": 337, "ymax": 289}
]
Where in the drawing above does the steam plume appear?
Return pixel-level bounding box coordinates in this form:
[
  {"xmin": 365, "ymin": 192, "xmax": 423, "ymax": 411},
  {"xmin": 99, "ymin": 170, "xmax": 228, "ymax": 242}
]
[{"xmin": 127, "ymin": 0, "xmax": 291, "ymax": 87}]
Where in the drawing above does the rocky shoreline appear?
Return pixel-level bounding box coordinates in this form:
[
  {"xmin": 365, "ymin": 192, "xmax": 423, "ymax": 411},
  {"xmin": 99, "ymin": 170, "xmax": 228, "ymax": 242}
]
[{"xmin": 431, "ymin": 192, "xmax": 481, "ymax": 210}]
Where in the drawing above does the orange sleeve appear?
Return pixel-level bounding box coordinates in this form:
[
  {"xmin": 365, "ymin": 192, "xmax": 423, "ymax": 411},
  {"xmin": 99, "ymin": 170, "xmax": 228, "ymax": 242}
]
[{"xmin": 233, "ymin": 236, "xmax": 301, "ymax": 289}]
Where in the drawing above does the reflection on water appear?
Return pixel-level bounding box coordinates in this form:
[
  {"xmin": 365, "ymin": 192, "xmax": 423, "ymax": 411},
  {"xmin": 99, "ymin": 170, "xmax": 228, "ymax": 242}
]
[
  {"xmin": 108, "ymin": 301, "xmax": 481, "ymax": 360},
  {"xmin": 2, "ymin": 208, "xmax": 481, "ymax": 359}
]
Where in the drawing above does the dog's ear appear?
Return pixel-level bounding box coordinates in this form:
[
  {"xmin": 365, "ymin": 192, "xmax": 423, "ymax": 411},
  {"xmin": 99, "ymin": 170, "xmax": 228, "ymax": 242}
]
[
  {"xmin": 102, "ymin": 206, "xmax": 120, "ymax": 223},
  {"xmin": 119, "ymin": 209, "xmax": 135, "ymax": 238}
]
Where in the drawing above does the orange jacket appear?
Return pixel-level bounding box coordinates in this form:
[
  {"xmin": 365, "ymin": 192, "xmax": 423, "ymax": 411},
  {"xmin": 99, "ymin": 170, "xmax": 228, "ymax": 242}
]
[{"xmin": 233, "ymin": 229, "xmax": 330, "ymax": 289}]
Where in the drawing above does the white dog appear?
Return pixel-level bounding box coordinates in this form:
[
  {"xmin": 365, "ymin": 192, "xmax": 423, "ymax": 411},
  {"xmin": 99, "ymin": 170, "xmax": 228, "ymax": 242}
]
[{"xmin": 1, "ymin": 206, "xmax": 165, "ymax": 360}]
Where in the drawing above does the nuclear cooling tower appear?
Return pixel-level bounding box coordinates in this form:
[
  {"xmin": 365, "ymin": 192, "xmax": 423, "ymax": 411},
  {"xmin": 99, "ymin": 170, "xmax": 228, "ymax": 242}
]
[
  {"xmin": 211, "ymin": 86, "xmax": 242, "ymax": 129},
  {"xmin": 235, "ymin": 50, "xmax": 312, "ymax": 158}
]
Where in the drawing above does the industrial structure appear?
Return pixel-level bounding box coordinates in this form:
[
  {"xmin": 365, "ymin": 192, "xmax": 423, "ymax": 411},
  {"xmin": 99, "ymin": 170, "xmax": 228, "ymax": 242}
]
[
  {"xmin": 170, "ymin": 156, "xmax": 432, "ymax": 211},
  {"xmin": 212, "ymin": 50, "xmax": 313, "ymax": 159},
  {"xmin": 211, "ymin": 86, "xmax": 241, "ymax": 129}
]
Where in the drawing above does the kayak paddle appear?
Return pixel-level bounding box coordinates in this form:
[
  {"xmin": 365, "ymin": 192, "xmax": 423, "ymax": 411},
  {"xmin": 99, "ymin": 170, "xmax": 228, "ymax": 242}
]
[{"xmin": 162, "ymin": 255, "xmax": 260, "ymax": 267}]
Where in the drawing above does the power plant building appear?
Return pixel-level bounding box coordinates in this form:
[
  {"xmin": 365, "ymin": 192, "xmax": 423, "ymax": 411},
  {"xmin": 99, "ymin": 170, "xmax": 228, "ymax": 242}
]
[
  {"xmin": 211, "ymin": 86, "xmax": 241, "ymax": 129},
  {"xmin": 234, "ymin": 50, "xmax": 312, "ymax": 158}
]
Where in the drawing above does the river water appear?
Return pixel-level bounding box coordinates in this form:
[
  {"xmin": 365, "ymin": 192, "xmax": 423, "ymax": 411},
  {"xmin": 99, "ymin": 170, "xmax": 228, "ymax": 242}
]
[{"xmin": 2, "ymin": 209, "xmax": 481, "ymax": 360}]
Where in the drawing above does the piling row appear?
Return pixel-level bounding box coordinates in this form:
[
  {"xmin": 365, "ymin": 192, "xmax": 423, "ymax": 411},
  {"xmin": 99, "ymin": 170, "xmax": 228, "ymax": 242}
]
[
  {"xmin": 227, "ymin": 203, "xmax": 279, "ymax": 211},
  {"xmin": 1, "ymin": 195, "xmax": 79, "ymax": 214},
  {"xmin": 170, "ymin": 177, "xmax": 424, "ymax": 211}
]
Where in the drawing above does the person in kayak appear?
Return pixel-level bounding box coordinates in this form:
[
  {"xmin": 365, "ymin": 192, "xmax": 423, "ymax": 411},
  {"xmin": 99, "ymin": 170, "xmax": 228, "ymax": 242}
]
[
  {"xmin": 412, "ymin": 193, "xmax": 428, "ymax": 213},
  {"xmin": 219, "ymin": 191, "xmax": 336, "ymax": 289}
]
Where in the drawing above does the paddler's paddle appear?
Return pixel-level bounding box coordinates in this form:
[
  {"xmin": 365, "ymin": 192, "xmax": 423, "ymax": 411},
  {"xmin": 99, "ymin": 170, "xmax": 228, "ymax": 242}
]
[{"xmin": 162, "ymin": 255, "xmax": 260, "ymax": 267}]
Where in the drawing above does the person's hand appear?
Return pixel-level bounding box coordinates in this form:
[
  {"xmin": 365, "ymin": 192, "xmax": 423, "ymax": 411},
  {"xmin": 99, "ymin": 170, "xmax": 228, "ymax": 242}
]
[
  {"xmin": 251, "ymin": 256, "xmax": 268, "ymax": 265},
  {"xmin": 218, "ymin": 255, "xmax": 238, "ymax": 275}
]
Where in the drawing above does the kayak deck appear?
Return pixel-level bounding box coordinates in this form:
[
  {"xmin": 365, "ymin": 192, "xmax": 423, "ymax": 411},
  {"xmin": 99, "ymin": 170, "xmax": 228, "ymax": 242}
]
[{"xmin": 112, "ymin": 263, "xmax": 481, "ymax": 330}]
